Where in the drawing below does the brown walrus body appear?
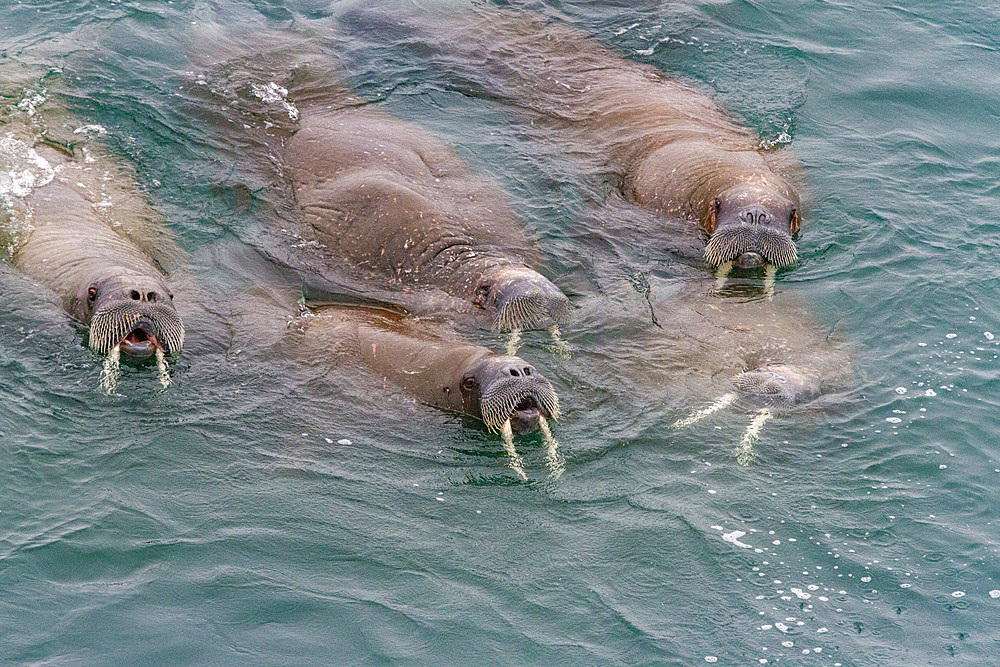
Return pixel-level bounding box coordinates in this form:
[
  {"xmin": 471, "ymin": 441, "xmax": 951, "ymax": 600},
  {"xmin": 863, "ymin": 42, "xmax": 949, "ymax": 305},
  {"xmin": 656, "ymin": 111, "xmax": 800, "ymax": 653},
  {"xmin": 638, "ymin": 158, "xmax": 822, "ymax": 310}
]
[
  {"xmin": 408, "ymin": 10, "xmax": 805, "ymax": 271},
  {"xmin": 231, "ymin": 291, "xmax": 559, "ymax": 434},
  {"xmin": 274, "ymin": 83, "xmax": 571, "ymax": 332},
  {"xmin": 1, "ymin": 119, "xmax": 184, "ymax": 362}
]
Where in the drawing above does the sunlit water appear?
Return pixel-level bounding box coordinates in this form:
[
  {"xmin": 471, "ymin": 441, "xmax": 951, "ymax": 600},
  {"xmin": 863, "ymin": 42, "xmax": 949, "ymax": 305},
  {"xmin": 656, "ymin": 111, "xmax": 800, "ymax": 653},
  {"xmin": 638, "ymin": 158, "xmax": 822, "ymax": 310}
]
[{"xmin": 3, "ymin": 0, "xmax": 1000, "ymax": 663}]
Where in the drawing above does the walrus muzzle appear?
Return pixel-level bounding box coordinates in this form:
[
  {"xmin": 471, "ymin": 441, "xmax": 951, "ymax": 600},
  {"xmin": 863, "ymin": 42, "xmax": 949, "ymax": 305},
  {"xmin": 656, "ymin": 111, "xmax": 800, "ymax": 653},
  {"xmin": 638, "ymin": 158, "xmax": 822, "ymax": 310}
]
[
  {"xmin": 483, "ymin": 268, "xmax": 572, "ymax": 332},
  {"xmin": 89, "ymin": 300, "xmax": 185, "ymax": 359},
  {"xmin": 479, "ymin": 373, "xmax": 560, "ymax": 434},
  {"xmin": 733, "ymin": 364, "xmax": 820, "ymax": 408},
  {"xmin": 704, "ymin": 218, "xmax": 798, "ymax": 269}
]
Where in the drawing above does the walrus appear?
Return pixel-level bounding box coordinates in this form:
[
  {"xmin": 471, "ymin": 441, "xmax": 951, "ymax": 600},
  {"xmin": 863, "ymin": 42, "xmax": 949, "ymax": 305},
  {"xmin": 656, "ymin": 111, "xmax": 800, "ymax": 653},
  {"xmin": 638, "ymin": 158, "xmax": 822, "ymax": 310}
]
[
  {"xmin": 352, "ymin": 9, "xmax": 805, "ymax": 279},
  {"xmin": 229, "ymin": 289, "xmax": 562, "ymax": 478},
  {"xmin": 647, "ymin": 282, "xmax": 850, "ymax": 463},
  {"xmin": 191, "ymin": 44, "xmax": 572, "ymax": 337},
  {"xmin": 1, "ymin": 117, "xmax": 185, "ymax": 388}
]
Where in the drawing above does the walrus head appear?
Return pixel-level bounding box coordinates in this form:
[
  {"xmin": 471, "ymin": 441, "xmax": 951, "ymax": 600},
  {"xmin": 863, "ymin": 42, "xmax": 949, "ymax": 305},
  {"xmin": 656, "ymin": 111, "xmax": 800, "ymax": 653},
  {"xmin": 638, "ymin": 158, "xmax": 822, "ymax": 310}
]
[
  {"xmin": 703, "ymin": 183, "xmax": 800, "ymax": 269},
  {"xmin": 77, "ymin": 274, "xmax": 185, "ymax": 360},
  {"xmin": 458, "ymin": 355, "xmax": 560, "ymax": 434},
  {"xmin": 473, "ymin": 266, "xmax": 571, "ymax": 332},
  {"xmin": 733, "ymin": 363, "xmax": 820, "ymax": 408}
]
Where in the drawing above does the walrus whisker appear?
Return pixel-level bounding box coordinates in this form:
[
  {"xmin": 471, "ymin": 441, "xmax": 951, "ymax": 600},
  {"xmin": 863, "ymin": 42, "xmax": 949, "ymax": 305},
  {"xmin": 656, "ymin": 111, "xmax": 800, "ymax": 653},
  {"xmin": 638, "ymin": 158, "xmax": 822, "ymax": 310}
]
[
  {"xmin": 505, "ymin": 328, "xmax": 522, "ymax": 356},
  {"xmin": 763, "ymin": 264, "xmax": 777, "ymax": 296},
  {"xmin": 735, "ymin": 407, "xmax": 774, "ymax": 466},
  {"xmin": 673, "ymin": 392, "xmax": 736, "ymax": 428},
  {"xmin": 538, "ymin": 414, "xmax": 564, "ymax": 480},
  {"xmin": 500, "ymin": 419, "xmax": 528, "ymax": 480},
  {"xmin": 100, "ymin": 344, "xmax": 121, "ymax": 395},
  {"xmin": 547, "ymin": 324, "xmax": 572, "ymax": 358},
  {"xmin": 155, "ymin": 347, "xmax": 171, "ymax": 389},
  {"xmin": 714, "ymin": 261, "xmax": 733, "ymax": 290}
]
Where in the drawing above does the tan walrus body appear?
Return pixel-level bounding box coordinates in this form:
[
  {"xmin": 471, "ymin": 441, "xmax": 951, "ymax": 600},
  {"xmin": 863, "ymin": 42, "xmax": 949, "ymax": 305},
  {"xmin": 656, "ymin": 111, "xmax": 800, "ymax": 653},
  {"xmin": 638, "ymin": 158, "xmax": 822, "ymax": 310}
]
[
  {"xmin": 422, "ymin": 11, "xmax": 805, "ymax": 271},
  {"xmin": 1, "ymin": 119, "xmax": 185, "ymax": 365},
  {"xmin": 276, "ymin": 84, "xmax": 571, "ymax": 332}
]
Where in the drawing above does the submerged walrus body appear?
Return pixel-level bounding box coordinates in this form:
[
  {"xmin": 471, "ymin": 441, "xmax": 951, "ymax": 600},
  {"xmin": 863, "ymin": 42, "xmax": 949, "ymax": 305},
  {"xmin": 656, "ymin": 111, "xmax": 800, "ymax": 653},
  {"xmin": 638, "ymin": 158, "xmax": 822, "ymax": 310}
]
[
  {"xmin": 272, "ymin": 83, "xmax": 570, "ymax": 332},
  {"xmin": 412, "ymin": 11, "xmax": 805, "ymax": 273},
  {"xmin": 1, "ymin": 121, "xmax": 184, "ymax": 364},
  {"xmin": 232, "ymin": 291, "xmax": 560, "ymax": 435}
]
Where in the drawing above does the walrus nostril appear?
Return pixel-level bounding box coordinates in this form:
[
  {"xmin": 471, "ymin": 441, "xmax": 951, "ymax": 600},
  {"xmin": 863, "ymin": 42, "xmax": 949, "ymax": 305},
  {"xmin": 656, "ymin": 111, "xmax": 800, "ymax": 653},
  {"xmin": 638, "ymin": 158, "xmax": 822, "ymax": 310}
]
[
  {"xmin": 510, "ymin": 368, "xmax": 521, "ymax": 377},
  {"xmin": 147, "ymin": 291, "xmax": 157, "ymax": 302},
  {"xmin": 523, "ymin": 367, "xmax": 531, "ymax": 376},
  {"xmin": 130, "ymin": 290, "xmax": 141, "ymax": 300}
]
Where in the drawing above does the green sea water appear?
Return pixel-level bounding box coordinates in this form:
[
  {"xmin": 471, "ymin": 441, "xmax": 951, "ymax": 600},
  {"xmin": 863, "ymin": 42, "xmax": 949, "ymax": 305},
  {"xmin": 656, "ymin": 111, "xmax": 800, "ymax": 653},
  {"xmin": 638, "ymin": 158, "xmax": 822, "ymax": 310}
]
[{"xmin": 2, "ymin": 0, "xmax": 1000, "ymax": 664}]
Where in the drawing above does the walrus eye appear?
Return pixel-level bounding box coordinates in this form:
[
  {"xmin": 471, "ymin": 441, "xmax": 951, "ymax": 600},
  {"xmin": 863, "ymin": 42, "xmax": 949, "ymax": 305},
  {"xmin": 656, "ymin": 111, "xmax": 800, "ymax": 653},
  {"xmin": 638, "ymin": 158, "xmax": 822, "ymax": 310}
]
[
  {"xmin": 473, "ymin": 284, "xmax": 490, "ymax": 308},
  {"xmin": 87, "ymin": 286, "xmax": 97, "ymax": 302},
  {"xmin": 708, "ymin": 198, "xmax": 721, "ymax": 234},
  {"xmin": 462, "ymin": 376, "xmax": 476, "ymax": 391},
  {"xmin": 789, "ymin": 208, "xmax": 800, "ymax": 234}
]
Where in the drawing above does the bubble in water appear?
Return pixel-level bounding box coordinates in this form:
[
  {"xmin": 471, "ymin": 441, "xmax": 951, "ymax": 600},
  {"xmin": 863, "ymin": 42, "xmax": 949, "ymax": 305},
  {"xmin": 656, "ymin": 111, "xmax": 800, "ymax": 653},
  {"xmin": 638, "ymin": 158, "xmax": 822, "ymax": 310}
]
[
  {"xmin": 989, "ymin": 590, "xmax": 1000, "ymax": 598},
  {"xmin": 925, "ymin": 389, "xmax": 937, "ymax": 397},
  {"xmin": 985, "ymin": 332, "xmax": 995, "ymax": 340},
  {"xmin": 946, "ymin": 333, "xmax": 958, "ymax": 339},
  {"xmin": 885, "ymin": 417, "xmax": 902, "ymax": 424},
  {"xmin": 705, "ymin": 658, "xmax": 718, "ymax": 663},
  {"xmin": 894, "ymin": 387, "xmax": 907, "ymax": 395},
  {"xmin": 952, "ymin": 591, "xmax": 965, "ymax": 598}
]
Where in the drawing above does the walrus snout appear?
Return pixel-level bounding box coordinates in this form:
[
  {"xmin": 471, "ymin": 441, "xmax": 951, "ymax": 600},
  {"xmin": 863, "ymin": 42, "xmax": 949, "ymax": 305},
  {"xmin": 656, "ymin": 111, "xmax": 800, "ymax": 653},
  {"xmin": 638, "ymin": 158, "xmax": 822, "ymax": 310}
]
[
  {"xmin": 472, "ymin": 356, "xmax": 560, "ymax": 432},
  {"xmin": 479, "ymin": 267, "xmax": 571, "ymax": 331},
  {"xmin": 704, "ymin": 187, "xmax": 800, "ymax": 269},
  {"xmin": 733, "ymin": 364, "xmax": 821, "ymax": 408}
]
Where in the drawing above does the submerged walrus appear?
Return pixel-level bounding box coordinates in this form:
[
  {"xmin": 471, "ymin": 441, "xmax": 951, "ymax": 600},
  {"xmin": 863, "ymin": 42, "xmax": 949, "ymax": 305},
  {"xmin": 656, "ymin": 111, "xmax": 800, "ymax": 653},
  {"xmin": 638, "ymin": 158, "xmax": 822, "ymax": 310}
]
[
  {"xmin": 277, "ymin": 89, "xmax": 572, "ymax": 333},
  {"xmin": 380, "ymin": 10, "xmax": 805, "ymax": 275},
  {"xmin": 230, "ymin": 290, "xmax": 562, "ymax": 477},
  {"xmin": 1, "ymin": 120, "xmax": 184, "ymax": 381}
]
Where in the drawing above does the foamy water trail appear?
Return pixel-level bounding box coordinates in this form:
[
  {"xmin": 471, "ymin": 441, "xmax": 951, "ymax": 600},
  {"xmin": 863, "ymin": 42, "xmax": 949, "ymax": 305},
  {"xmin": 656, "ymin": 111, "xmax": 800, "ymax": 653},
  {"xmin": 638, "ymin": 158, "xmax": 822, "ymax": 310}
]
[
  {"xmin": 673, "ymin": 392, "xmax": 737, "ymax": 428},
  {"xmin": 735, "ymin": 408, "xmax": 774, "ymax": 466},
  {"xmin": 538, "ymin": 414, "xmax": 563, "ymax": 479},
  {"xmin": 500, "ymin": 419, "xmax": 528, "ymax": 480},
  {"xmin": 155, "ymin": 348, "xmax": 171, "ymax": 389},
  {"xmin": 505, "ymin": 328, "xmax": 522, "ymax": 357},
  {"xmin": 100, "ymin": 345, "xmax": 121, "ymax": 394}
]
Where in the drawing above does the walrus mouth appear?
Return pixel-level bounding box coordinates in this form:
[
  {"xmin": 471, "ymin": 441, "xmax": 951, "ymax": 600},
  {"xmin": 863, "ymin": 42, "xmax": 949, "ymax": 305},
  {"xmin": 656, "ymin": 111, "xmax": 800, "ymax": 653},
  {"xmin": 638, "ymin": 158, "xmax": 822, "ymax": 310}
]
[
  {"xmin": 89, "ymin": 302, "xmax": 185, "ymax": 358},
  {"xmin": 732, "ymin": 366, "xmax": 821, "ymax": 408},
  {"xmin": 480, "ymin": 375, "xmax": 560, "ymax": 434},
  {"xmin": 704, "ymin": 225, "xmax": 798, "ymax": 269}
]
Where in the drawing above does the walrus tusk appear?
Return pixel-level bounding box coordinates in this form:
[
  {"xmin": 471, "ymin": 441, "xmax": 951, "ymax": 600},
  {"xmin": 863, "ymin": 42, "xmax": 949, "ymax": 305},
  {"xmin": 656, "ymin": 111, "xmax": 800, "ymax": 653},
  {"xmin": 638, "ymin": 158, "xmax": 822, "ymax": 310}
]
[
  {"xmin": 538, "ymin": 414, "xmax": 564, "ymax": 479},
  {"xmin": 735, "ymin": 407, "xmax": 773, "ymax": 466},
  {"xmin": 500, "ymin": 419, "xmax": 528, "ymax": 480},
  {"xmin": 505, "ymin": 328, "xmax": 522, "ymax": 357},
  {"xmin": 547, "ymin": 324, "xmax": 572, "ymax": 359},
  {"xmin": 714, "ymin": 261, "xmax": 733, "ymax": 290},
  {"xmin": 100, "ymin": 344, "xmax": 121, "ymax": 395},
  {"xmin": 763, "ymin": 264, "xmax": 777, "ymax": 296},
  {"xmin": 673, "ymin": 392, "xmax": 736, "ymax": 428},
  {"xmin": 155, "ymin": 348, "xmax": 171, "ymax": 389}
]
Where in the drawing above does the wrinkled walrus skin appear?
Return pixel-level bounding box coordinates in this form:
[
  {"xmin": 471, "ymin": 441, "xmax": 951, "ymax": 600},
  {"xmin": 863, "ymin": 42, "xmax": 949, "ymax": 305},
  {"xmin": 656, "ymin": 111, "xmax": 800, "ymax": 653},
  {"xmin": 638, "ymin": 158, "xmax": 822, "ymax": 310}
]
[
  {"xmin": 279, "ymin": 89, "xmax": 571, "ymax": 332},
  {"xmin": 2, "ymin": 119, "xmax": 185, "ymax": 362},
  {"xmin": 413, "ymin": 10, "xmax": 806, "ymax": 272}
]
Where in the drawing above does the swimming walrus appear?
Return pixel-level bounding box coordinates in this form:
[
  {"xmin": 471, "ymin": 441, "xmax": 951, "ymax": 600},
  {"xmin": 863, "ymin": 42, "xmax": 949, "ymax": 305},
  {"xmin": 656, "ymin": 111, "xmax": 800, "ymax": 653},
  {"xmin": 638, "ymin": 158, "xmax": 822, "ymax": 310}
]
[
  {"xmin": 361, "ymin": 9, "xmax": 806, "ymax": 277},
  {"xmin": 278, "ymin": 89, "xmax": 572, "ymax": 334},
  {"xmin": 229, "ymin": 289, "xmax": 562, "ymax": 477},
  {"xmin": 1, "ymin": 118, "xmax": 184, "ymax": 385}
]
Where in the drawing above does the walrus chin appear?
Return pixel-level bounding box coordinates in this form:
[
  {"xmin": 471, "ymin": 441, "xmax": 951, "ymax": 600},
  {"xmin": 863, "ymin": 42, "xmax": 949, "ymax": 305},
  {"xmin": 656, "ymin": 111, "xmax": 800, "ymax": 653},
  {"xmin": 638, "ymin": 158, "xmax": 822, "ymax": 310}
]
[{"xmin": 479, "ymin": 373, "xmax": 560, "ymax": 435}]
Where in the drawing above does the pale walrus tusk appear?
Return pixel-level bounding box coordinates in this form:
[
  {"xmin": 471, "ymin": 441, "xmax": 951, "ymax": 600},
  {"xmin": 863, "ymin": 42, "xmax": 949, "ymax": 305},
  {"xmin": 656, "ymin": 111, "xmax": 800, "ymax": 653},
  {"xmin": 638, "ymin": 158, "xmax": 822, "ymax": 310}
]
[
  {"xmin": 714, "ymin": 261, "xmax": 733, "ymax": 290},
  {"xmin": 673, "ymin": 392, "xmax": 737, "ymax": 428},
  {"xmin": 100, "ymin": 344, "xmax": 121, "ymax": 394},
  {"xmin": 735, "ymin": 407, "xmax": 774, "ymax": 466},
  {"xmin": 500, "ymin": 419, "xmax": 528, "ymax": 480},
  {"xmin": 547, "ymin": 324, "xmax": 572, "ymax": 359},
  {"xmin": 505, "ymin": 328, "xmax": 523, "ymax": 357},
  {"xmin": 763, "ymin": 264, "xmax": 777, "ymax": 297},
  {"xmin": 538, "ymin": 414, "xmax": 564, "ymax": 479},
  {"xmin": 155, "ymin": 347, "xmax": 171, "ymax": 389}
]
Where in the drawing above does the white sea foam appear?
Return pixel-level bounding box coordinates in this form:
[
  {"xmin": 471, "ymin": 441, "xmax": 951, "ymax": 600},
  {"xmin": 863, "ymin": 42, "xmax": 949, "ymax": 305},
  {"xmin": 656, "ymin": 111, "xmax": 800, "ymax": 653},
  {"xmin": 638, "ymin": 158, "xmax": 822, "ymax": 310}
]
[{"xmin": 250, "ymin": 81, "xmax": 299, "ymax": 121}]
